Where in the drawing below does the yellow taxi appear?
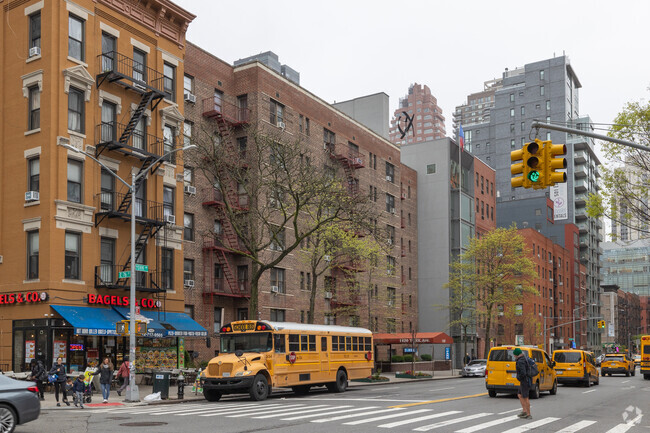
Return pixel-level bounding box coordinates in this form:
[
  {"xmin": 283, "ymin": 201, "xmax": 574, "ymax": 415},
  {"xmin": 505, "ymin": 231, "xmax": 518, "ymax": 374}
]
[
  {"xmin": 633, "ymin": 354, "xmax": 641, "ymax": 367},
  {"xmin": 552, "ymin": 350, "xmax": 599, "ymax": 387},
  {"xmin": 486, "ymin": 346, "xmax": 557, "ymax": 399},
  {"xmin": 601, "ymin": 353, "xmax": 635, "ymax": 377}
]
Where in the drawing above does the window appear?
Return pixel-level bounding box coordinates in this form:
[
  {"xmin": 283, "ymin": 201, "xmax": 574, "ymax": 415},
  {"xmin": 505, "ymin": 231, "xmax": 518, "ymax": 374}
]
[
  {"xmin": 540, "ymin": 85, "xmax": 545, "ymax": 96},
  {"xmin": 184, "ymin": 213, "xmax": 194, "ymax": 241},
  {"xmin": 101, "ymin": 101, "xmax": 116, "ymax": 142},
  {"xmin": 510, "ymin": 108, "xmax": 514, "ymax": 117},
  {"xmin": 387, "ymin": 287, "xmax": 396, "ymax": 306},
  {"xmin": 386, "ymin": 193, "xmax": 395, "ymax": 213},
  {"xmin": 133, "ymin": 48, "xmax": 147, "ymax": 84},
  {"xmin": 213, "ymin": 307, "xmax": 222, "ymax": 333},
  {"xmin": 387, "ymin": 256, "xmax": 396, "ymax": 275},
  {"xmin": 101, "ymin": 33, "xmax": 116, "ymax": 72},
  {"xmin": 29, "ymin": 13, "xmax": 41, "ymax": 51},
  {"xmin": 183, "ymin": 167, "xmax": 194, "ymax": 185},
  {"xmin": 386, "ymin": 225, "xmax": 395, "ymax": 245},
  {"xmin": 68, "ymin": 15, "xmax": 84, "ymax": 61},
  {"xmin": 27, "ymin": 231, "xmax": 39, "ymax": 280},
  {"xmin": 163, "ymin": 186, "xmax": 174, "ymax": 219},
  {"xmin": 386, "ymin": 318, "xmax": 396, "ymax": 333},
  {"xmin": 27, "ymin": 86, "xmax": 40, "ymax": 131},
  {"xmin": 305, "ymin": 117, "xmax": 310, "ymax": 136},
  {"xmin": 163, "ymin": 125, "xmax": 175, "ymax": 161},
  {"xmin": 299, "ymin": 114, "xmax": 304, "ymax": 133},
  {"xmin": 540, "ymin": 70, "xmax": 545, "ymax": 80},
  {"xmin": 270, "ymin": 268, "xmax": 285, "ymax": 293},
  {"xmin": 426, "ymin": 164, "xmax": 436, "ymax": 174},
  {"xmin": 161, "ymin": 248, "xmax": 173, "ymax": 290},
  {"xmin": 521, "ymin": 121, "xmax": 525, "ymax": 132},
  {"xmin": 65, "ymin": 232, "xmax": 81, "ymax": 279},
  {"xmin": 237, "ymin": 265, "xmax": 248, "ymax": 292},
  {"xmin": 185, "ymin": 305, "xmax": 195, "ymax": 319},
  {"xmin": 510, "ymin": 139, "xmax": 515, "ymax": 148},
  {"xmin": 270, "ymin": 99, "xmax": 284, "ymax": 125},
  {"xmin": 270, "ymin": 309, "xmax": 285, "ymax": 322},
  {"xmin": 133, "ymin": 117, "xmax": 146, "ymax": 150},
  {"xmin": 99, "ymin": 237, "xmax": 114, "ymax": 284},
  {"xmin": 183, "ymin": 121, "xmax": 192, "ymax": 147},
  {"xmin": 546, "ymin": 100, "xmax": 550, "ymax": 110},
  {"xmin": 184, "ymin": 259, "xmax": 194, "ymax": 282},
  {"xmin": 270, "ymin": 226, "xmax": 285, "ymax": 251},
  {"xmin": 300, "ymin": 272, "xmax": 305, "ymax": 290},
  {"xmin": 28, "ymin": 158, "xmax": 39, "ymax": 192},
  {"xmin": 163, "ymin": 62, "xmax": 175, "ymax": 101},
  {"xmin": 68, "ymin": 87, "xmax": 84, "ymax": 133},
  {"xmin": 510, "ymin": 93, "xmax": 514, "ymax": 102},
  {"xmin": 323, "ymin": 128, "xmax": 335, "ymax": 151},
  {"xmin": 521, "ymin": 106, "xmax": 525, "ymax": 115},
  {"xmin": 183, "ymin": 75, "xmax": 193, "ymax": 95},
  {"xmin": 385, "ymin": 162, "xmax": 395, "ymax": 183},
  {"xmin": 67, "ymin": 159, "xmax": 82, "ymax": 203},
  {"xmin": 212, "ymin": 90, "xmax": 222, "ymax": 112}
]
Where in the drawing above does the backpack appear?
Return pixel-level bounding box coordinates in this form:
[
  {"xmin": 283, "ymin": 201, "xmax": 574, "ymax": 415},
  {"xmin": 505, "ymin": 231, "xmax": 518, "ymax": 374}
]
[{"xmin": 526, "ymin": 356, "xmax": 539, "ymax": 378}]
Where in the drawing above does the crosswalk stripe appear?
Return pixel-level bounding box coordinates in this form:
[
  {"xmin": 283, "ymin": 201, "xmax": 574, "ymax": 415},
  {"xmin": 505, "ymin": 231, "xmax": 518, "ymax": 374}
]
[
  {"xmin": 128, "ymin": 405, "xmax": 207, "ymax": 414},
  {"xmin": 176, "ymin": 405, "xmax": 258, "ymax": 416},
  {"xmin": 455, "ymin": 415, "xmax": 520, "ymax": 432},
  {"xmin": 281, "ymin": 406, "xmax": 379, "ymax": 421},
  {"xmin": 378, "ymin": 411, "xmax": 462, "ymax": 429},
  {"xmin": 244, "ymin": 405, "xmax": 333, "ymax": 419},
  {"xmin": 605, "ymin": 424, "xmax": 636, "ymax": 433},
  {"xmin": 198, "ymin": 403, "xmax": 290, "ymax": 417},
  {"xmin": 500, "ymin": 417, "xmax": 560, "ymax": 433},
  {"xmin": 150, "ymin": 404, "xmax": 258, "ymax": 416},
  {"xmin": 343, "ymin": 408, "xmax": 431, "ymax": 425},
  {"xmin": 414, "ymin": 413, "xmax": 492, "ymax": 431},
  {"xmin": 555, "ymin": 420, "xmax": 597, "ymax": 433},
  {"xmin": 311, "ymin": 408, "xmax": 405, "ymax": 423}
]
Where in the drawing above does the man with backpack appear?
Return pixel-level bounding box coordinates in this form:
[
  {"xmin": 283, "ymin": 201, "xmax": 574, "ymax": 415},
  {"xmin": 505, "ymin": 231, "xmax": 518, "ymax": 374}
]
[{"xmin": 514, "ymin": 348, "xmax": 533, "ymax": 419}]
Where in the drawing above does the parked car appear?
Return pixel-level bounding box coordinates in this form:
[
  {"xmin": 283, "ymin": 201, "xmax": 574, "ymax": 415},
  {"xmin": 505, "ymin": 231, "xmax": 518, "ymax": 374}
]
[
  {"xmin": 461, "ymin": 359, "xmax": 487, "ymax": 377},
  {"xmin": 0, "ymin": 374, "xmax": 40, "ymax": 433}
]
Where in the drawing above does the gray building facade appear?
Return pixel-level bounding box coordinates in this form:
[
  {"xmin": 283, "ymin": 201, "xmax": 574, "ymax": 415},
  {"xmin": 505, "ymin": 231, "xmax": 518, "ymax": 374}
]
[{"xmin": 333, "ymin": 93, "xmax": 390, "ymax": 140}]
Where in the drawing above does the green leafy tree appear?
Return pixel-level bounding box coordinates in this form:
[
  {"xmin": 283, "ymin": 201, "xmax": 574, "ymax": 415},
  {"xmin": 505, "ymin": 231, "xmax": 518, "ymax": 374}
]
[
  {"xmin": 587, "ymin": 97, "xmax": 650, "ymax": 237},
  {"xmin": 447, "ymin": 226, "xmax": 538, "ymax": 359}
]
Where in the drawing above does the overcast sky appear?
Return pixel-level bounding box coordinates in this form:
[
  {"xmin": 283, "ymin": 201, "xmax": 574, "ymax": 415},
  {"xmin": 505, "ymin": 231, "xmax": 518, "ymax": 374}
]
[{"xmin": 175, "ymin": 0, "xmax": 649, "ymax": 144}]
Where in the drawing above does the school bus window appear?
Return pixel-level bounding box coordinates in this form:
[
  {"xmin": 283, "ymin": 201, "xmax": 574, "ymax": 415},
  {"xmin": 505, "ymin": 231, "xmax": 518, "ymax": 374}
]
[
  {"xmin": 309, "ymin": 335, "xmax": 316, "ymax": 351},
  {"xmin": 353, "ymin": 336, "xmax": 358, "ymax": 350},
  {"xmin": 289, "ymin": 334, "xmax": 299, "ymax": 352},
  {"xmin": 346, "ymin": 336, "xmax": 352, "ymax": 351},
  {"xmin": 321, "ymin": 336, "xmax": 327, "ymax": 351},
  {"xmin": 274, "ymin": 334, "xmax": 286, "ymax": 353},
  {"xmin": 221, "ymin": 332, "xmax": 272, "ymax": 353},
  {"xmin": 300, "ymin": 334, "xmax": 308, "ymax": 351},
  {"xmin": 365, "ymin": 337, "xmax": 371, "ymax": 351},
  {"xmin": 341, "ymin": 336, "xmax": 347, "ymax": 351},
  {"xmin": 332, "ymin": 336, "xmax": 338, "ymax": 351}
]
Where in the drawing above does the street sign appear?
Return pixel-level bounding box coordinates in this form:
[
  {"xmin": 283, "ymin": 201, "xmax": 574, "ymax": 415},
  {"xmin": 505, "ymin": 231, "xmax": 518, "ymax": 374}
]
[
  {"xmin": 444, "ymin": 347, "xmax": 450, "ymax": 360},
  {"xmin": 516, "ymin": 335, "xmax": 524, "ymax": 345},
  {"xmin": 134, "ymin": 264, "xmax": 149, "ymax": 272},
  {"xmin": 135, "ymin": 306, "xmax": 140, "ymax": 315},
  {"xmin": 118, "ymin": 271, "xmax": 131, "ymax": 278}
]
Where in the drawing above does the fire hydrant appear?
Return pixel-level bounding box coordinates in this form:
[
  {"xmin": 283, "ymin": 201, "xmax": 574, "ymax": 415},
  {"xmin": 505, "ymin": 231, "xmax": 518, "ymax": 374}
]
[{"xmin": 177, "ymin": 373, "xmax": 185, "ymax": 400}]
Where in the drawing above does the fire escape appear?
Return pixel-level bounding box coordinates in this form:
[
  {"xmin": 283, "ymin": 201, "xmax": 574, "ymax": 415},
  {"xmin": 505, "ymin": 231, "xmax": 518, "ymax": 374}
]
[
  {"xmin": 92, "ymin": 51, "xmax": 170, "ymax": 294},
  {"xmin": 201, "ymin": 97, "xmax": 251, "ymax": 303}
]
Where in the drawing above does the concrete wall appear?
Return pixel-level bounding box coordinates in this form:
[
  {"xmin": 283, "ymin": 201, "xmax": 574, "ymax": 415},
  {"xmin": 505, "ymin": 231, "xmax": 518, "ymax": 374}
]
[{"xmin": 333, "ymin": 93, "xmax": 390, "ymax": 140}]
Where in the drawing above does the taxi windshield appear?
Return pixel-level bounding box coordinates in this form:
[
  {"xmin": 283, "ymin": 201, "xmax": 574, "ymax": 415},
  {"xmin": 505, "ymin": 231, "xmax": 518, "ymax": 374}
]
[
  {"xmin": 220, "ymin": 332, "xmax": 273, "ymax": 353},
  {"xmin": 554, "ymin": 352, "xmax": 582, "ymax": 363}
]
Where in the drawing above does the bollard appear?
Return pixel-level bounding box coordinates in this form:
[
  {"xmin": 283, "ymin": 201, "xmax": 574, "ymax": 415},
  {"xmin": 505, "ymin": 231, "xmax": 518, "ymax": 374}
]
[{"xmin": 177, "ymin": 373, "xmax": 185, "ymax": 400}]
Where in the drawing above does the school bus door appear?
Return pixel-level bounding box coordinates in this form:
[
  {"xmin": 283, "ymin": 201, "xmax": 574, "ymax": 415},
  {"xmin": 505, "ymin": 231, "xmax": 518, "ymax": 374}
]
[{"xmin": 320, "ymin": 336, "xmax": 329, "ymax": 373}]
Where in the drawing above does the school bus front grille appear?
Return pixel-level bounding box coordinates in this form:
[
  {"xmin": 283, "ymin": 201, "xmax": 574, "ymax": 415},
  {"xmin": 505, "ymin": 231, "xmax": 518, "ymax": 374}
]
[{"xmin": 208, "ymin": 362, "xmax": 234, "ymax": 377}]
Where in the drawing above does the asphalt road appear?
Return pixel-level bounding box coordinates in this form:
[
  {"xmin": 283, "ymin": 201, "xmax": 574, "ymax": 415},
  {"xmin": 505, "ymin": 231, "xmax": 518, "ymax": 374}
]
[{"xmin": 20, "ymin": 373, "xmax": 650, "ymax": 433}]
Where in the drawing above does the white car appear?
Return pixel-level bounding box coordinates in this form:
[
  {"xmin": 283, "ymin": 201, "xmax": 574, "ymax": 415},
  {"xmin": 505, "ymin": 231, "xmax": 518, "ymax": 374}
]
[{"xmin": 461, "ymin": 359, "xmax": 487, "ymax": 377}]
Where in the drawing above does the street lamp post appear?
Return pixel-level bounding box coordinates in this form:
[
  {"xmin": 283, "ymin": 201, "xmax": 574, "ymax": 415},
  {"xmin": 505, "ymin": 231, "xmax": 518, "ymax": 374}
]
[{"xmin": 63, "ymin": 143, "xmax": 195, "ymax": 402}]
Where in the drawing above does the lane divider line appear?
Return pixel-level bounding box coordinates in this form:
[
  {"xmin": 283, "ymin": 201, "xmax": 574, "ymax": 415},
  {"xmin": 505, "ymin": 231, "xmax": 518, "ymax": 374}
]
[{"xmin": 389, "ymin": 393, "xmax": 488, "ymax": 408}]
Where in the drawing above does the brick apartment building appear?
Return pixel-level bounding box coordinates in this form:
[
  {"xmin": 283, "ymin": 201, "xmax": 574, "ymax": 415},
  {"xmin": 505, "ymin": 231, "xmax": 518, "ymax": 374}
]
[
  {"xmin": 474, "ymin": 159, "xmax": 496, "ymax": 238},
  {"xmin": 389, "ymin": 83, "xmax": 445, "ymax": 146},
  {"xmin": 182, "ymin": 44, "xmax": 418, "ymax": 358}
]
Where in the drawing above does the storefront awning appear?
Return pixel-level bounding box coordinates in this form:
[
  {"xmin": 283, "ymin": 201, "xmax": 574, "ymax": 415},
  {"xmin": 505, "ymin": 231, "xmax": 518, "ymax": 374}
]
[
  {"xmin": 373, "ymin": 332, "xmax": 453, "ymax": 345},
  {"xmin": 52, "ymin": 305, "xmax": 123, "ymax": 336},
  {"xmin": 112, "ymin": 307, "xmax": 208, "ymax": 338}
]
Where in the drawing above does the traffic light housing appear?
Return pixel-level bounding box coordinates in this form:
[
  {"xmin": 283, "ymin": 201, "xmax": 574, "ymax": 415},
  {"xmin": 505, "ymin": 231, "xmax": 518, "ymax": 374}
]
[
  {"xmin": 598, "ymin": 320, "xmax": 606, "ymax": 329},
  {"xmin": 511, "ymin": 139, "xmax": 543, "ymax": 188},
  {"xmin": 542, "ymin": 141, "xmax": 567, "ymax": 187},
  {"xmin": 116, "ymin": 320, "xmax": 147, "ymax": 336}
]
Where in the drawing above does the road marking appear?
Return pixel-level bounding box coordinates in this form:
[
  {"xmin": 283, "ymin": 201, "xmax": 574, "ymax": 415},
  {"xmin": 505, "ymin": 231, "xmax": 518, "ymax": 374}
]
[
  {"xmin": 198, "ymin": 403, "xmax": 289, "ymax": 417},
  {"xmin": 343, "ymin": 408, "xmax": 431, "ymax": 425},
  {"xmin": 311, "ymin": 408, "xmax": 405, "ymax": 423},
  {"xmin": 150, "ymin": 404, "xmax": 258, "ymax": 415},
  {"xmin": 414, "ymin": 413, "xmax": 492, "ymax": 431},
  {"xmin": 429, "ymin": 387, "xmax": 454, "ymax": 392},
  {"xmin": 498, "ymin": 408, "xmax": 523, "ymax": 415},
  {"xmin": 622, "ymin": 380, "xmax": 630, "ymax": 383},
  {"xmin": 605, "ymin": 424, "xmax": 636, "ymax": 433},
  {"xmin": 305, "ymin": 397, "xmax": 423, "ymax": 402},
  {"xmin": 372, "ymin": 386, "xmax": 400, "ymax": 391},
  {"xmin": 282, "ymin": 406, "xmax": 378, "ymax": 420},
  {"xmin": 582, "ymin": 389, "xmax": 597, "ymax": 394},
  {"xmin": 248, "ymin": 405, "xmax": 337, "ymax": 419},
  {"xmin": 555, "ymin": 420, "xmax": 597, "ymax": 432},
  {"xmin": 500, "ymin": 417, "xmax": 560, "ymax": 433},
  {"xmin": 378, "ymin": 411, "xmax": 462, "ymax": 428},
  {"xmin": 456, "ymin": 415, "xmax": 519, "ymax": 432},
  {"xmin": 389, "ymin": 393, "xmax": 488, "ymax": 408}
]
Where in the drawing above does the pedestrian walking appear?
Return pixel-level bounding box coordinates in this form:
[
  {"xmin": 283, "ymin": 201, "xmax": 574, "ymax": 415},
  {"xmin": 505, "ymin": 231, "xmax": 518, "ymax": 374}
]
[
  {"xmin": 116, "ymin": 356, "xmax": 130, "ymax": 397},
  {"xmin": 28, "ymin": 358, "xmax": 47, "ymax": 400},
  {"xmin": 49, "ymin": 357, "xmax": 70, "ymax": 407},
  {"xmin": 514, "ymin": 348, "xmax": 532, "ymax": 419},
  {"xmin": 72, "ymin": 374, "xmax": 86, "ymax": 409},
  {"xmin": 92, "ymin": 357, "xmax": 114, "ymax": 403},
  {"xmin": 464, "ymin": 353, "xmax": 471, "ymax": 366}
]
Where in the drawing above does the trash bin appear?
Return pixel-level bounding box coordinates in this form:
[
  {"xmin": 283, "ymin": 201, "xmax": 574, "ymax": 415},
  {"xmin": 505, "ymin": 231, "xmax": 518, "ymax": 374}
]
[{"xmin": 152, "ymin": 371, "xmax": 170, "ymax": 399}]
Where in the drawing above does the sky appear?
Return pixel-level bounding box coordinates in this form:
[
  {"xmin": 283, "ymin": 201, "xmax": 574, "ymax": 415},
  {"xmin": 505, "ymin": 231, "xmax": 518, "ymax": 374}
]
[{"xmin": 174, "ymin": 0, "xmax": 650, "ymax": 145}]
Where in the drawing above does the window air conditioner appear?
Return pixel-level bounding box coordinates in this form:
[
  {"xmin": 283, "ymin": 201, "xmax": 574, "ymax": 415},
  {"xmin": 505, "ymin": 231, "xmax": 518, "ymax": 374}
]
[
  {"xmin": 184, "ymin": 185, "xmax": 196, "ymax": 195},
  {"xmin": 25, "ymin": 191, "xmax": 39, "ymax": 202},
  {"xmin": 29, "ymin": 47, "xmax": 41, "ymax": 57},
  {"xmin": 184, "ymin": 92, "xmax": 196, "ymax": 103},
  {"xmin": 386, "ymin": 176, "xmax": 392, "ymax": 182},
  {"xmin": 401, "ymin": 192, "xmax": 407, "ymax": 199},
  {"xmin": 354, "ymin": 157, "xmax": 363, "ymax": 165},
  {"xmin": 165, "ymin": 214, "xmax": 176, "ymax": 224},
  {"xmin": 134, "ymin": 83, "xmax": 147, "ymax": 91},
  {"xmin": 324, "ymin": 291, "xmax": 333, "ymax": 299},
  {"xmin": 184, "ymin": 279, "xmax": 195, "ymax": 288},
  {"xmin": 390, "ymin": 208, "xmax": 396, "ymax": 215},
  {"xmin": 277, "ymin": 122, "xmax": 286, "ymax": 130},
  {"xmin": 271, "ymin": 286, "xmax": 280, "ymax": 293},
  {"xmin": 387, "ymin": 239, "xmax": 393, "ymax": 245}
]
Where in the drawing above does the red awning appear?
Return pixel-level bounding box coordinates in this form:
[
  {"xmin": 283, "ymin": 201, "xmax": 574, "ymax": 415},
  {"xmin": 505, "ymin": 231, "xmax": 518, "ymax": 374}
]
[{"xmin": 373, "ymin": 332, "xmax": 453, "ymax": 345}]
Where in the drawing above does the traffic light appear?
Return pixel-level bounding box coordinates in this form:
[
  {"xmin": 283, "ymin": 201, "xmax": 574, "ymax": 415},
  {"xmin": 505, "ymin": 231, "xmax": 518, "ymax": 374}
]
[
  {"xmin": 116, "ymin": 320, "xmax": 147, "ymax": 336},
  {"xmin": 598, "ymin": 320, "xmax": 606, "ymax": 329},
  {"xmin": 511, "ymin": 139, "xmax": 543, "ymax": 188},
  {"xmin": 542, "ymin": 140, "xmax": 567, "ymax": 187}
]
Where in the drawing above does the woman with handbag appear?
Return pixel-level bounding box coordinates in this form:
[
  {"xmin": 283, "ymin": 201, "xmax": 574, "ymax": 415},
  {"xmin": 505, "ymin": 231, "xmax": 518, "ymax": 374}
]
[
  {"xmin": 116, "ymin": 356, "xmax": 130, "ymax": 397},
  {"xmin": 49, "ymin": 357, "xmax": 70, "ymax": 406}
]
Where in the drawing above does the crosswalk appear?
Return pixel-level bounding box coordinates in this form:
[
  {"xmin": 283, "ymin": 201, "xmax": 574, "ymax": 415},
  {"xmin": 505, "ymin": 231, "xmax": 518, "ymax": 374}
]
[{"xmin": 85, "ymin": 402, "xmax": 644, "ymax": 432}]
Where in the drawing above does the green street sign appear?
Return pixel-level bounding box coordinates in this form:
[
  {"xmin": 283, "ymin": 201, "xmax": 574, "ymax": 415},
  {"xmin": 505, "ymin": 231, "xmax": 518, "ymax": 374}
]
[
  {"xmin": 118, "ymin": 271, "xmax": 131, "ymax": 279},
  {"xmin": 135, "ymin": 264, "xmax": 149, "ymax": 272}
]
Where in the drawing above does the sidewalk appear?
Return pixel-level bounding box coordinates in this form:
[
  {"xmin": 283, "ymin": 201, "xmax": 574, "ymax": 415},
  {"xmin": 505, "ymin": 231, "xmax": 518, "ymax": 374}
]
[{"xmin": 40, "ymin": 370, "xmax": 462, "ymax": 410}]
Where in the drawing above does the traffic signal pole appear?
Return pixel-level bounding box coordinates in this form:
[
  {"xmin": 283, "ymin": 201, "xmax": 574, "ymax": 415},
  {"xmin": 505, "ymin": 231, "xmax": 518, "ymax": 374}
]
[{"xmin": 531, "ymin": 122, "xmax": 648, "ymax": 153}]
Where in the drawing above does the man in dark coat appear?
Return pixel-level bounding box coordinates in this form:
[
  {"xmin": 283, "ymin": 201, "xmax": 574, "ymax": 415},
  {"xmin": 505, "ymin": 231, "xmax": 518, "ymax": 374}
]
[{"xmin": 514, "ymin": 348, "xmax": 531, "ymax": 419}]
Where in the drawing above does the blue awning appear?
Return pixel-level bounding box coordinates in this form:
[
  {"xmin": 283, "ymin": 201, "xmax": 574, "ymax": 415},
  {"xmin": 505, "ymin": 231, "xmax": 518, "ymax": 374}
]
[
  {"xmin": 52, "ymin": 305, "xmax": 123, "ymax": 336},
  {"xmin": 112, "ymin": 307, "xmax": 207, "ymax": 338}
]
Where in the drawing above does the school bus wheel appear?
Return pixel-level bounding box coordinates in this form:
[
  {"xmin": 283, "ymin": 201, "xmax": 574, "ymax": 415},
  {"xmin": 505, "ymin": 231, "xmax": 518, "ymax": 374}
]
[
  {"xmin": 249, "ymin": 374, "xmax": 269, "ymax": 401},
  {"xmin": 203, "ymin": 389, "xmax": 222, "ymax": 402},
  {"xmin": 327, "ymin": 369, "xmax": 348, "ymax": 393}
]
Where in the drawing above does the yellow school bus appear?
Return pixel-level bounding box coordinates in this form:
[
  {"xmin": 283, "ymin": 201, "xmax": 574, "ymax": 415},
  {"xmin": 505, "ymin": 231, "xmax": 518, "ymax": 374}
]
[
  {"xmin": 201, "ymin": 320, "xmax": 374, "ymax": 401},
  {"xmin": 641, "ymin": 335, "xmax": 650, "ymax": 379}
]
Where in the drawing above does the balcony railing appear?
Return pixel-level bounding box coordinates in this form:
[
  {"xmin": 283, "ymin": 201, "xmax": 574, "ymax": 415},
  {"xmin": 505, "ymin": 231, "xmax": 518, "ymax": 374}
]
[
  {"xmin": 202, "ymin": 98, "xmax": 250, "ymax": 126},
  {"xmin": 202, "ymin": 188, "xmax": 249, "ymax": 210},
  {"xmin": 95, "ymin": 122, "xmax": 168, "ymax": 159},
  {"xmin": 97, "ymin": 51, "xmax": 165, "ymax": 95},
  {"xmin": 325, "ymin": 143, "xmax": 364, "ymax": 168},
  {"xmin": 206, "ymin": 277, "xmax": 251, "ymax": 297},
  {"xmin": 94, "ymin": 265, "xmax": 168, "ymax": 293},
  {"xmin": 95, "ymin": 192, "xmax": 165, "ymax": 226}
]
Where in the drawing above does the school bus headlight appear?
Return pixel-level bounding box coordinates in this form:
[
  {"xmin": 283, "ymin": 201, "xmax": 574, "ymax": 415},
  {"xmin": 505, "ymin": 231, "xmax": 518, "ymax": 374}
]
[{"xmin": 235, "ymin": 371, "xmax": 252, "ymax": 377}]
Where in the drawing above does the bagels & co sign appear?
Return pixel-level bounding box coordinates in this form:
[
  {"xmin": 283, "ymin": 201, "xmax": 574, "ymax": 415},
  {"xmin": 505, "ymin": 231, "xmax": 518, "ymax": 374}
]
[{"xmin": 86, "ymin": 294, "xmax": 161, "ymax": 309}]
